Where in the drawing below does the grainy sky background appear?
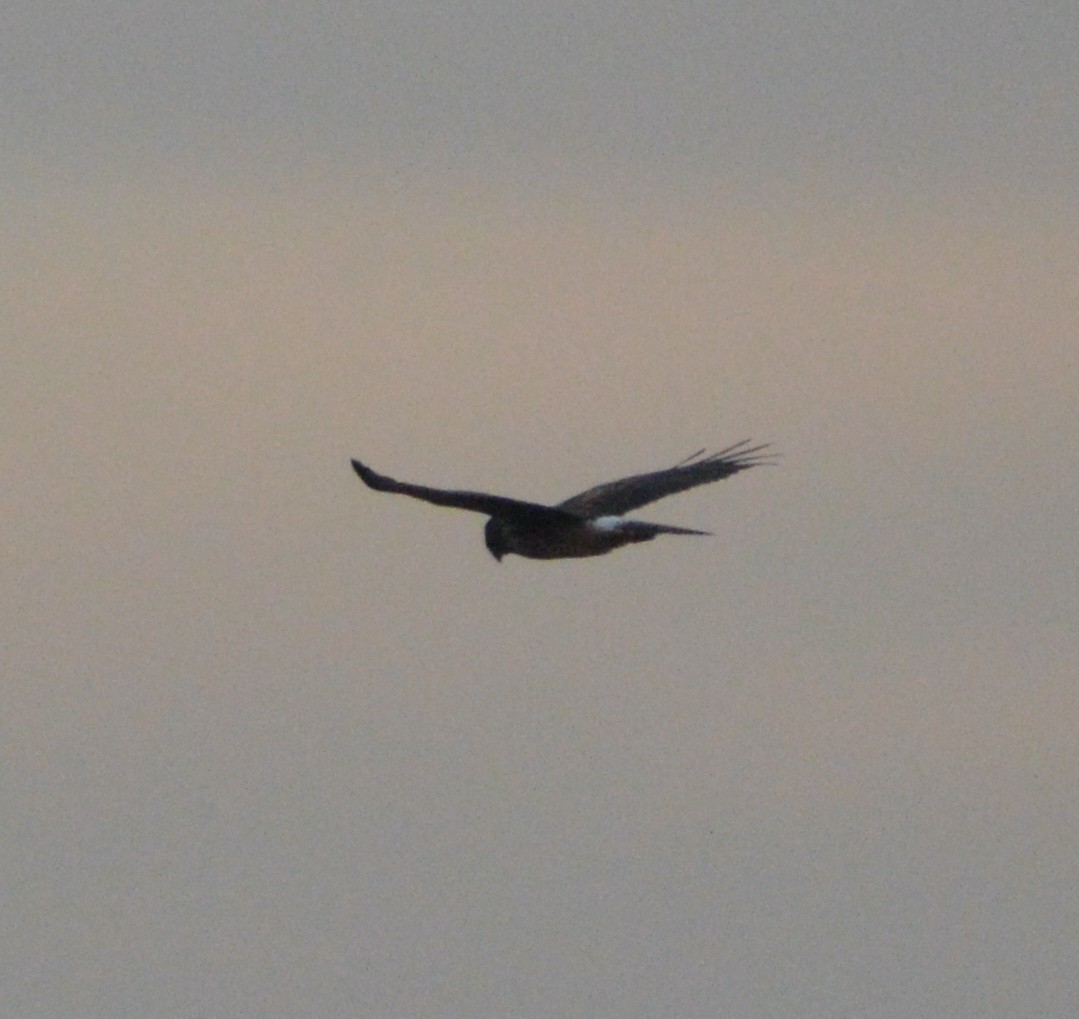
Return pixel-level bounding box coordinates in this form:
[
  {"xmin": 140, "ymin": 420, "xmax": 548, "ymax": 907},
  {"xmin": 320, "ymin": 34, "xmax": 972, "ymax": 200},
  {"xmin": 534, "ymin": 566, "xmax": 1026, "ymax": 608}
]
[{"xmin": 5, "ymin": 3, "xmax": 1078, "ymax": 1017}]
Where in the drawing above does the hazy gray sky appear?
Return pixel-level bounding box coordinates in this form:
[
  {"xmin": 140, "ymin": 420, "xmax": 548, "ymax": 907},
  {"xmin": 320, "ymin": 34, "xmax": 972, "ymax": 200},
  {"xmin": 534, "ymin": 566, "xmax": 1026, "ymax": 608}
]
[
  {"xmin": 4, "ymin": 3, "xmax": 1078, "ymax": 1017},
  {"xmin": 6, "ymin": 0, "xmax": 1078, "ymax": 195}
]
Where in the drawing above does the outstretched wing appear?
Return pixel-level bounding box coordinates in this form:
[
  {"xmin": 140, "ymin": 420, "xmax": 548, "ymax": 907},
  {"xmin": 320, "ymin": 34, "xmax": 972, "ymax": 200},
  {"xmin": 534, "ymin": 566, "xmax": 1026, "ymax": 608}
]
[
  {"xmin": 351, "ymin": 459, "xmax": 581, "ymax": 526},
  {"xmin": 557, "ymin": 440, "xmax": 775, "ymax": 517}
]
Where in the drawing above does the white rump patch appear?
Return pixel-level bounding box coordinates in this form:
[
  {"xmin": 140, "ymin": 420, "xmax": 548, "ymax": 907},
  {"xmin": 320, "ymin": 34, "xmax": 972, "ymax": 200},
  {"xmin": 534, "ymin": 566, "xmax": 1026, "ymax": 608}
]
[{"xmin": 591, "ymin": 516, "xmax": 627, "ymax": 532}]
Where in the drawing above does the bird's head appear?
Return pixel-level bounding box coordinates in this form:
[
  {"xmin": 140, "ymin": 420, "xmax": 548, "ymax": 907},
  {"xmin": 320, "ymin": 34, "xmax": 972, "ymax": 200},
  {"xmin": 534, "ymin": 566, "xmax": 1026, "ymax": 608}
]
[{"xmin": 484, "ymin": 518, "xmax": 508, "ymax": 562}]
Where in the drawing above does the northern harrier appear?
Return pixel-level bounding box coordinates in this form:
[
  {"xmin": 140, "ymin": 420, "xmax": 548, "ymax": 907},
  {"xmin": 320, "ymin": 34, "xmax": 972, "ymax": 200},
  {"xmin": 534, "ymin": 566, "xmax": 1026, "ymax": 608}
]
[{"xmin": 350, "ymin": 440, "xmax": 774, "ymax": 561}]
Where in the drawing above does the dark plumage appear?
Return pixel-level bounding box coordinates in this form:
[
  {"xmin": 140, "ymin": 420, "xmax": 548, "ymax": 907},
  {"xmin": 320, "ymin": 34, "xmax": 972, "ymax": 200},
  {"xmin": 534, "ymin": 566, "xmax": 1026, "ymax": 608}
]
[{"xmin": 351, "ymin": 440, "xmax": 774, "ymax": 561}]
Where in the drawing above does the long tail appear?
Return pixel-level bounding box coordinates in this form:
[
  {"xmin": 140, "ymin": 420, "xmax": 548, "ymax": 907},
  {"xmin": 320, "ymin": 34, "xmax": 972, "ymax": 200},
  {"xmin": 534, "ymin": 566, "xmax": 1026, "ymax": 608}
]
[{"xmin": 624, "ymin": 521, "xmax": 713, "ymax": 540}]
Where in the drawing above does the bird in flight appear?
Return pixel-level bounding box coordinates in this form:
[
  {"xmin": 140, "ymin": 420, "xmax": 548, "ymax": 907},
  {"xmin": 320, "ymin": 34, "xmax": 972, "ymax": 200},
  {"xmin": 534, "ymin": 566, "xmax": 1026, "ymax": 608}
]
[{"xmin": 350, "ymin": 440, "xmax": 774, "ymax": 562}]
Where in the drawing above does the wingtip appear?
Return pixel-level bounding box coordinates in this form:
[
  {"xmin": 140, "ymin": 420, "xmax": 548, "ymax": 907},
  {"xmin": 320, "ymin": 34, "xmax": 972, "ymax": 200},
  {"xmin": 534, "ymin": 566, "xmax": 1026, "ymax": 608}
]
[
  {"xmin": 704, "ymin": 440, "xmax": 778, "ymax": 468},
  {"xmin": 351, "ymin": 458, "xmax": 376, "ymax": 486}
]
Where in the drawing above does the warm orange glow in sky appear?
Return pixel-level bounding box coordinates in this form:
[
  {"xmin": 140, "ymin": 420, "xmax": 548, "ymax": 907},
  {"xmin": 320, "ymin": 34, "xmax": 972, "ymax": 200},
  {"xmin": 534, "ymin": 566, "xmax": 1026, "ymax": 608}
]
[{"xmin": 7, "ymin": 168, "xmax": 1077, "ymax": 1015}]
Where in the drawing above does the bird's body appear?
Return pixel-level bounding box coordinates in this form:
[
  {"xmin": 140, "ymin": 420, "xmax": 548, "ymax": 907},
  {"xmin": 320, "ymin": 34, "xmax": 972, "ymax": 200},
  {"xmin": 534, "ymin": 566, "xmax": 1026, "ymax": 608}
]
[
  {"xmin": 482, "ymin": 513, "xmax": 711, "ymax": 560},
  {"xmin": 351, "ymin": 440, "xmax": 773, "ymax": 562}
]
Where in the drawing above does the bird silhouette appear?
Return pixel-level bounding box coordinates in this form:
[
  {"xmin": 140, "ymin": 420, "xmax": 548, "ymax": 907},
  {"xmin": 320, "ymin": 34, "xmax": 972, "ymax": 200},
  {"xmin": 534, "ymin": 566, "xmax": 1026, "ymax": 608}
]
[{"xmin": 350, "ymin": 439, "xmax": 774, "ymax": 561}]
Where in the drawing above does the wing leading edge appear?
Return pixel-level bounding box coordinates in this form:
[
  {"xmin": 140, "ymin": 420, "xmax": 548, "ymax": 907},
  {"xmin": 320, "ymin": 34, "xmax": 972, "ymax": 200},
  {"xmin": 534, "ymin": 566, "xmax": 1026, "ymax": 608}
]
[{"xmin": 350, "ymin": 459, "xmax": 581, "ymax": 526}]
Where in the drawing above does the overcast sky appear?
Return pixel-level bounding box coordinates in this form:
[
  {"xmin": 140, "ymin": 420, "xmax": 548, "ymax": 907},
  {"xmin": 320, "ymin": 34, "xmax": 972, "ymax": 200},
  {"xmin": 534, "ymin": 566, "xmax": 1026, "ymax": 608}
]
[{"xmin": 4, "ymin": 3, "xmax": 1078, "ymax": 1018}]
